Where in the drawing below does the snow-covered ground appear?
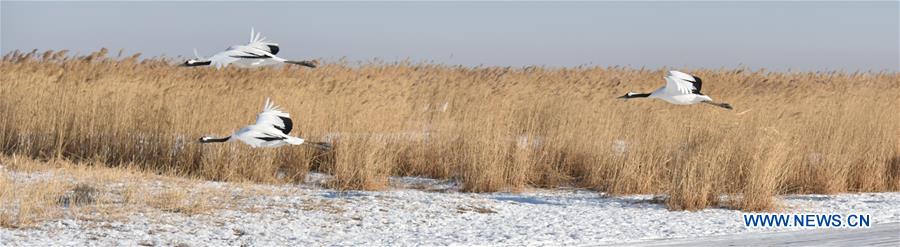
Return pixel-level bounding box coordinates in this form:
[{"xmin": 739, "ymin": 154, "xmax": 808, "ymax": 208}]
[{"xmin": 2, "ymin": 172, "xmax": 900, "ymax": 246}]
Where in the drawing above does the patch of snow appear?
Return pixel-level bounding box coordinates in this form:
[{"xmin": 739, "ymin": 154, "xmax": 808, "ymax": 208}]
[{"xmin": 2, "ymin": 173, "xmax": 899, "ymax": 246}]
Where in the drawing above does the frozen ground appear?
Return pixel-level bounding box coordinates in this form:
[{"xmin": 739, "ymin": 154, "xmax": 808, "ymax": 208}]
[
  {"xmin": 636, "ymin": 222, "xmax": 900, "ymax": 246},
  {"xmin": 2, "ymin": 172, "xmax": 900, "ymax": 246}
]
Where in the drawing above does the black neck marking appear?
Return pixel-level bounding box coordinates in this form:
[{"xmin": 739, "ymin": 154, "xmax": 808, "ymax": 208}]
[
  {"xmin": 184, "ymin": 60, "xmax": 212, "ymax": 67},
  {"xmin": 622, "ymin": 93, "xmax": 651, "ymax": 98},
  {"xmin": 200, "ymin": 136, "xmax": 230, "ymax": 143}
]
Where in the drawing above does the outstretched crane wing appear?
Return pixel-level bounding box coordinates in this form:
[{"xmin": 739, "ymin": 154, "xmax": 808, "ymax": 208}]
[{"xmin": 253, "ymin": 98, "xmax": 293, "ymax": 135}]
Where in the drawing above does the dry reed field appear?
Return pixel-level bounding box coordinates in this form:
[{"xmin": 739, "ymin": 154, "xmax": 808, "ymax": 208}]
[
  {"xmin": 0, "ymin": 154, "xmax": 280, "ymax": 229},
  {"xmin": 2, "ymin": 49, "xmax": 899, "ymax": 213}
]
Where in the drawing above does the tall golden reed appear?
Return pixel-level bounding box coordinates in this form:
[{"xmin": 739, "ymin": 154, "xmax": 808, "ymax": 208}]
[{"xmin": 1, "ymin": 49, "xmax": 898, "ymax": 210}]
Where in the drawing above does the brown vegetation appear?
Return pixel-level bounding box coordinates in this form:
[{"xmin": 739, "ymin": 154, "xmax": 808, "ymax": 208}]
[
  {"xmin": 0, "ymin": 155, "xmax": 235, "ymax": 228},
  {"xmin": 1, "ymin": 49, "xmax": 898, "ymax": 212}
]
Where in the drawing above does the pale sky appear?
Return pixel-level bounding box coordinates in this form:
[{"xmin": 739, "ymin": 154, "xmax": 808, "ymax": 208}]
[{"xmin": 2, "ymin": 1, "xmax": 898, "ymax": 71}]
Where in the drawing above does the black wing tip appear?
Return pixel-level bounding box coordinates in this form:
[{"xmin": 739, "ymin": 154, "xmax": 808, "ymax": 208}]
[
  {"xmin": 691, "ymin": 75, "xmax": 703, "ymax": 93},
  {"xmin": 256, "ymin": 136, "xmax": 287, "ymax": 141},
  {"xmin": 267, "ymin": 45, "xmax": 280, "ymax": 55},
  {"xmin": 276, "ymin": 116, "xmax": 293, "ymax": 135},
  {"xmin": 230, "ymin": 54, "xmax": 272, "ymax": 59}
]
